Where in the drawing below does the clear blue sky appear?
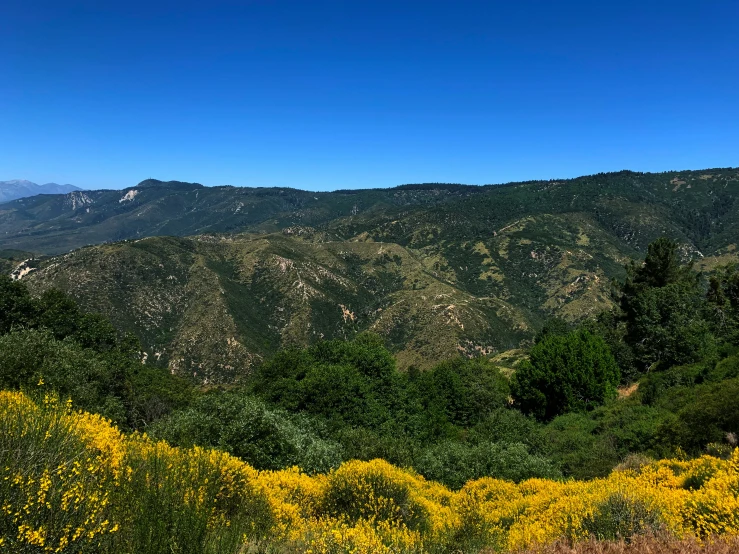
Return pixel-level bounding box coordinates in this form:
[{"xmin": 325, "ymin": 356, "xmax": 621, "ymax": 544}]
[{"xmin": 2, "ymin": 0, "xmax": 738, "ymax": 191}]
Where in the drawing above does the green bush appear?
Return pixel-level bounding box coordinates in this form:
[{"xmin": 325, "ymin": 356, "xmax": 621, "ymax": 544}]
[
  {"xmin": 468, "ymin": 408, "xmax": 545, "ymax": 453},
  {"xmin": 252, "ymin": 335, "xmax": 401, "ymax": 430},
  {"xmin": 0, "ymin": 329, "xmax": 127, "ymax": 423},
  {"xmin": 297, "ymin": 362, "xmax": 388, "ymax": 427},
  {"xmin": 334, "ymin": 425, "xmax": 420, "ymax": 468},
  {"xmin": 0, "ymin": 275, "xmax": 37, "ymax": 334},
  {"xmin": 512, "ymin": 329, "xmax": 620, "ymax": 421},
  {"xmin": 582, "ymin": 310, "xmax": 639, "ymax": 384},
  {"xmin": 415, "ymin": 441, "xmax": 561, "ymax": 489},
  {"xmin": 581, "ymin": 492, "xmax": 664, "ymax": 541},
  {"xmin": 640, "ymin": 361, "xmax": 712, "ymax": 405},
  {"xmin": 590, "ymin": 400, "xmax": 672, "ymax": 458},
  {"xmin": 706, "ymin": 264, "xmax": 739, "ymax": 344},
  {"xmin": 707, "ymin": 354, "xmax": 739, "ymax": 381},
  {"xmin": 666, "ymin": 377, "xmax": 739, "ymax": 453},
  {"xmin": 540, "ymin": 412, "xmax": 621, "ymax": 479},
  {"xmin": 149, "ymin": 392, "xmax": 343, "ymax": 473},
  {"xmin": 0, "ymin": 277, "xmax": 193, "ymax": 430},
  {"xmin": 415, "ymin": 357, "xmax": 510, "ymax": 428},
  {"xmin": 126, "ymin": 364, "xmax": 195, "ymax": 429}
]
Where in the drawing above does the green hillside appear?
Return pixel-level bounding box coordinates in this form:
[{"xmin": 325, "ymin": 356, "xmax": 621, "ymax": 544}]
[
  {"xmin": 7, "ymin": 168, "xmax": 737, "ymax": 382},
  {"xmin": 21, "ymin": 234, "xmax": 528, "ymax": 381}
]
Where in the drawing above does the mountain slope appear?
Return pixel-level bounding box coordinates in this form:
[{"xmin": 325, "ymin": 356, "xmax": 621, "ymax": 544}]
[
  {"xmin": 11, "ymin": 168, "xmax": 739, "ymax": 381},
  {"xmin": 1, "ymin": 169, "xmax": 737, "ymax": 256},
  {"xmin": 0, "ymin": 180, "xmax": 81, "ymax": 203},
  {"xmin": 0, "ymin": 179, "xmax": 484, "ymax": 254},
  {"xmin": 23, "ymin": 233, "xmax": 532, "ymax": 381}
]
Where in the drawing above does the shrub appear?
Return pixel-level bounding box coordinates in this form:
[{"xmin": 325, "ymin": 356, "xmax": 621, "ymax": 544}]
[
  {"xmin": 0, "ymin": 275, "xmax": 37, "ymax": 334},
  {"xmin": 149, "ymin": 392, "xmax": 343, "ymax": 473},
  {"xmin": 512, "ymin": 329, "xmax": 620, "ymax": 421},
  {"xmin": 640, "ymin": 362, "xmax": 712, "ymax": 406},
  {"xmin": 415, "ymin": 357, "xmax": 510, "ymax": 428},
  {"xmin": 614, "ymin": 453, "xmax": 655, "ymax": 473},
  {"xmin": 334, "ymin": 425, "xmax": 420, "ymax": 468},
  {"xmin": 415, "ymin": 441, "xmax": 561, "ymax": 489},
  {"xmin": 320, "ymin": 459, "xmax": 431, "ymax": 533},
  {"xmin": 0, "ymin": 390, "xmax": 274, "ymax": 554},
  {"xmin": 541, "ymin": 412, "xmax": 621, "ymax": 479},
  {"xmin": 581, "ymin": 493, "xmax": 664, "ymax": 541},
  {"xmin": 0, "ymin": 392, "xmax": 118, "ymax": 552},
  {"xmin": 0, "ymin": 329, "xmax": 127, "ymax": 422},
  {"xmin": 468, "ymin": 408, "xmax": 546, "ymax": 453},
  {"xmin": 661, "ymin": 377, "xmax": 739, "ymax": 453},
  {"xmin": 4, "ymin": 390, "xmax": 739, "ymax": 553},
  {"xmin": 589, "ymin": 400, "xmax": 671, "ymax": 458},
  {"xmin": 252, "ymin": 336, "xmax": 399, "ymax": 430},
  {"xmin": 707, "ymin": 354, "xmax": 739, "ymax": 381},
  {"xmin": 110, "ymin": 440, "xmax": 273, "ymax": 554}
]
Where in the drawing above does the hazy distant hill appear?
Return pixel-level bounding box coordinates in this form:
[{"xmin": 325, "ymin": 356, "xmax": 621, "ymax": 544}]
[
  {"xmin": 0, "ymin": 180, "xmax": 81, "ymax": 204},
  {"xmin": 9, "ymin": 168, "xmax": 739, "ymax": 382}
]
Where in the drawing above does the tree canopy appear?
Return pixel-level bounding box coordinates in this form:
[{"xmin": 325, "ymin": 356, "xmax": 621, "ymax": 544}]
[{"xmin": 512, "ymin": 329, "xmax": 620, "ymax": 421}]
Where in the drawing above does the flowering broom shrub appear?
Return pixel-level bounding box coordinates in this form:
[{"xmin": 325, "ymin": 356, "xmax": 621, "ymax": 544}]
[
  {"xmin": 0, "ymin": 392, "xmax": 119, "ymax": 553},
  {"xmin": 2, "ymin": 390, "xmax": 739, "ymax": 553}
]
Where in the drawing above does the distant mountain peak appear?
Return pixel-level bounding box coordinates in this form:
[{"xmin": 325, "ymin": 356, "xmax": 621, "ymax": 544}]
[
  {"xmin": 0, "ymin": 180, "xmax": 82, "ymax": 204},
  {"xmin": 2, "ymin": 179, "xmax": 37, "ymax": 187}
]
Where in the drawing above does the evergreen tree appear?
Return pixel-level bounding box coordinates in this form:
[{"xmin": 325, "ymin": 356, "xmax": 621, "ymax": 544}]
[
  {"xmin": 512, "ymin": 329, "xmax": 620, "ymax": 421},
  {"xmin": 0, "ymin": 275, "xmax": 36, "ymax": 334},
  {"xmin": 706, "ymin": 264, "xmax": 739, "ymax": 343},
  {"xmin": 618, "ymin": 237, "xmax": 715, "ymax": 371}
]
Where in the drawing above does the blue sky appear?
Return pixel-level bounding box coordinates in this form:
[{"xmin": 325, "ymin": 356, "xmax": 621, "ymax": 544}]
[{"xmin": 2, "ymin": 0, "xmax": 738, "ymax": 191}]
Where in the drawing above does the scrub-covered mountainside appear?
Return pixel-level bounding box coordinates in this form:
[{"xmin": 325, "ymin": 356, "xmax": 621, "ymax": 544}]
[{"xmin": 7, "ymin": 168, "xmax": 739, "ymax": 381}]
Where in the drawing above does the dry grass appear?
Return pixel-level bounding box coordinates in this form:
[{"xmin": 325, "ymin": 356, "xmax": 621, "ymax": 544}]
[
  {"xmin": 514, "ymin": 536, "xmax": 739, "ymax": 553},
  {"xmin": 617, "ymin": 382, "xmax": 639, "ymax": 398}
]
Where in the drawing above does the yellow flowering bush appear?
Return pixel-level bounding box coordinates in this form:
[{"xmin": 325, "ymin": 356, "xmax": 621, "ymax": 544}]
[
  {"xmin": 0, "ymin": 391, "xmax": 117, "ymax": 553},
  {"xmin": 253, "ymin": 466, "xmax": 326, "ymax": 539},
  {"xmin": 2, "ymin": 389, "xmax": 739, "ymax": 553},
  {"xmin": 680, "ymin": 450, "xmax": 739, "ymax": 538}
]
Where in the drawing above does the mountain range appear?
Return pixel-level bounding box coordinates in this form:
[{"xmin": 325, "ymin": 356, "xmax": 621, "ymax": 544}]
[
  {"xmin": 2, "ymin": 168, "xmax": 738, "ymax": 382},
  {"xmin": 0, "ymin": 180, "xmax": 81, "ymax": 204}
]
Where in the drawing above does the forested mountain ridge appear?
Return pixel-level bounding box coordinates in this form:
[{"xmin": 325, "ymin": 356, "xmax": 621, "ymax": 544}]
[
  {"xmin": 1, "ymin": 168, "xmax": 737, "ymax": 255},
  {"xmin": 0, "ymin": 178, "xmax": 484, "ymax": 254},
  {"xmin": 5, "ymin": 167, "xmax": 739, "ymax": 381}
]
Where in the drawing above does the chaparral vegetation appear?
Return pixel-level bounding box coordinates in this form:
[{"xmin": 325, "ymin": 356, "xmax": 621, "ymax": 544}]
[{"xmin": 2, "ymin": 390, "xmax": 739, "ymax": 553}]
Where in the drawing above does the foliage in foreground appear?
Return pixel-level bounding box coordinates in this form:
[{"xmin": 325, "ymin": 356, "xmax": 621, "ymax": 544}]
[
  {"xmin": 3, "ymin": 390, "xmax": 739, "ymax": 554},
  {"xmin": 516, "ymin": 535, "xmax": 739, "ymax": 553},
  {"xmin": 3, "ymin": 252, "xmax": 739, "ymax": 487}
]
